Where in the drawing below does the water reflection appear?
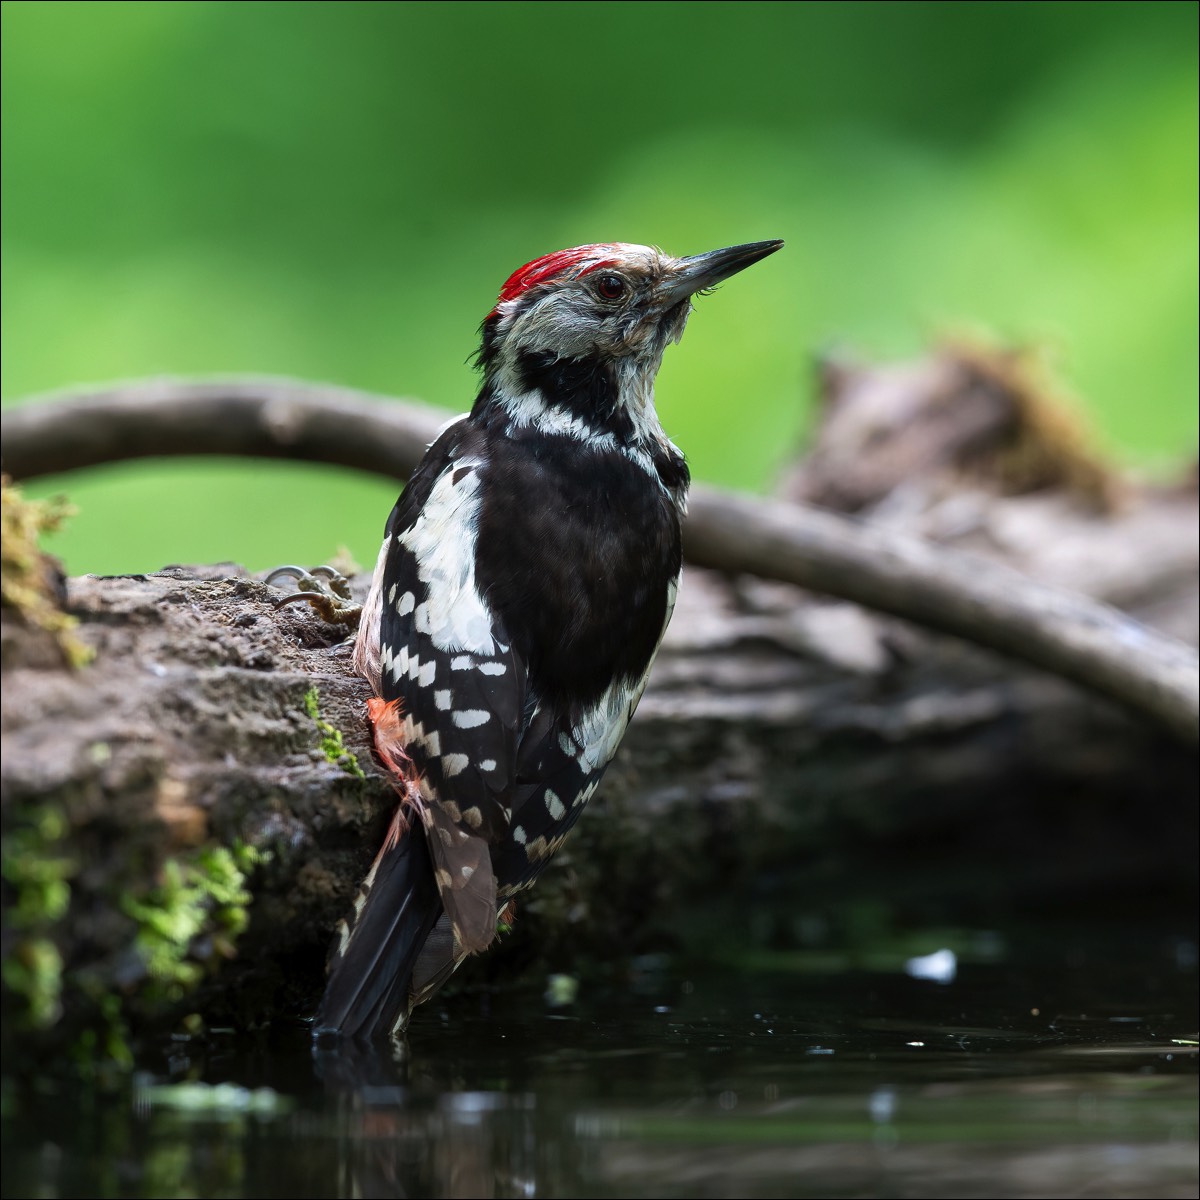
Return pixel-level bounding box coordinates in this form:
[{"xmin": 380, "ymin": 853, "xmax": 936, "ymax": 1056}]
[{"xmin": 3, "ymin": 937, "xmax": 1197, "ymax": 1199}]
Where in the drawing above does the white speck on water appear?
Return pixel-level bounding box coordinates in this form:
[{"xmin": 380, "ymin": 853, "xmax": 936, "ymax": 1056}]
[
  {"xmin": 869, "ymin": 1086, "xmax": 897, "ymax": 1123},
  {"xmin": 905, "ymin": 947, "xmax": 957, "ymax": 984}
]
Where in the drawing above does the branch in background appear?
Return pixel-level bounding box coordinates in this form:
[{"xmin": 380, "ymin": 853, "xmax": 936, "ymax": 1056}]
[
  {"xmin": 2, "ymin": 378, "xmax": 1196, "ymax": 743},
  {"xmin": 0, "ymin": 378, "xmax": 444, "ymax": 484},
  {"xmin": 683, "ymin": 491, "xmax": 1197, "ymax": 743}
]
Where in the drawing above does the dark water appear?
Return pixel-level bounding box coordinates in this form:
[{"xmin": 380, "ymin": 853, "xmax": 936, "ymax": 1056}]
[{"xmin": 3, "ymin": 926, "xmax": 1197, "ymax": 1199}]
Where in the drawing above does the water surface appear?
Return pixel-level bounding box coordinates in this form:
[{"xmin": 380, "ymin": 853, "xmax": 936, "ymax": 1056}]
[{"xmin": 3, "ymin": 925, "xmax": 1196, "ymax": 1198}]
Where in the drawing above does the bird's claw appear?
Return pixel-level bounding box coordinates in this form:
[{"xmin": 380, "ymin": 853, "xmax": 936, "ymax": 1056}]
[
  {"xmin": 266, "ymin": 564, "xmax": 354, "ymax": 599},
  {"xmin": 265, "ymin": 564, "xmax": 362, "ymax": 627}
]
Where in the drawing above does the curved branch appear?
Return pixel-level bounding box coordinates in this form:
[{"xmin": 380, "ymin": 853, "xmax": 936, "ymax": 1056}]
[
  {"xmin": 2, "ymin": 378, "xmax": 1196, "ymax": 743},
  {"xmin": 684, "ymin": 492, "xmax": 1198, "ymax": 744},
  {"xmin": 0, "ymin": 377, "xmax": 447, "ymax": 483}
]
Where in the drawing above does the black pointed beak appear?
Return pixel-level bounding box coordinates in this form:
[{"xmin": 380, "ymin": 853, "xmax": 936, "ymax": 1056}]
[{"xmin": 659, "ymin": 239, "xmax": 784, "ymax": 305}]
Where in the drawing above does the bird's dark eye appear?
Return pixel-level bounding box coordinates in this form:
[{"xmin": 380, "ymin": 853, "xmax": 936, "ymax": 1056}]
[{"xmin": 594, "ymin": 274, "xmax": 626, "ymax": 302}]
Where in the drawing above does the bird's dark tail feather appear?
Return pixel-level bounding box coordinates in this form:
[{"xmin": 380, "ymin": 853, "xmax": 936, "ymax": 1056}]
[{"xmin": 313, "ymin": 820, "xmax": 444, "ymax": 1041}]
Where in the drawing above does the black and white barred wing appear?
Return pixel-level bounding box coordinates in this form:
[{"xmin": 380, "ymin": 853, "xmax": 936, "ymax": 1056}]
[
  {"xmin": 492, "ymin": 609, "xmax": 672, "ymax": 898},
  {"xmin": 366, "ymin": 443, "xmax": 528, "ymax": 953}
]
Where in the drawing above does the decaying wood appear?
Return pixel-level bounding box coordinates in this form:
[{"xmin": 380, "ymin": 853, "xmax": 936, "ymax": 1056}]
[
  {"xmin": 3, "ymin": 373, "xmax": 1196, "ymax": 740},
  {"xmin": 1, "ymin": 348, "xmax": 1196, "ymax": 1050}
]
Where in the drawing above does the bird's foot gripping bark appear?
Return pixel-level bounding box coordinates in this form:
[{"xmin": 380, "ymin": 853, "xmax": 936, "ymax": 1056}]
[{"xmin": 265, "ymin": 565, "xmax": 363, "ymax": 627}]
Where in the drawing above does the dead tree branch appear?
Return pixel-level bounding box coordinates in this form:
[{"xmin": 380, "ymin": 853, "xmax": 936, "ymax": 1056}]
[{"xmin": 2, "ymin": 377, "xmax": 1196, "ymax": 742}]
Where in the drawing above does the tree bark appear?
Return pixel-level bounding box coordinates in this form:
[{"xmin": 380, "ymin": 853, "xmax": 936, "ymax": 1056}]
[
  {"xmin": 2, "ymin": 352, "xmax": 1196, "ymax": 1053},
  {"xmin": 3, "ymin": 376, "xmax": 1195, "ymax": 741}
]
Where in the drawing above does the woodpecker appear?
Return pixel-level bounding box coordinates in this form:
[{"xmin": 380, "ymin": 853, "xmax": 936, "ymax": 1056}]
[{"xmin": 311, "ymin": 239, "xmax": 783, "ymax": 1041}]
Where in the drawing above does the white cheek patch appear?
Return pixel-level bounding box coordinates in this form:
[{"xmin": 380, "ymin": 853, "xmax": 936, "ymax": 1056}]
[{"xmin": 505, "ymin": 293, "xmax": 606, "ymax": 363}]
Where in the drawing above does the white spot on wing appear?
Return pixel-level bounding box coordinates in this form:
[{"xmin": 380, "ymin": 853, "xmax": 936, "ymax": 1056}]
[
  {"xmin": 442, "ymin": 753, "xmax": 470, "ymax": 777},
  {"xmin": 398, "ymin": 590, "xmax": 416, "ymax": 616},
  {"xmin": 477, "ymin": 660, "xmax": 507, "ymax": 676},
  {"xmin": 545, "ymin": 789, "xmax": 565, "ymax": 821},
  {"xmin": 453, "ymin": 709, "xmax": 491, "ymax": 729},
  {"xmin": 389, "ymin": 645, "xmax": 409, "ymax": 683},
  {"xmin": 418, "ymin": 660, "xmax": 437, "ymax": 687},
  {"xmin": 434, "ymin": 689, "xmax": 452, "ymax": 710}
]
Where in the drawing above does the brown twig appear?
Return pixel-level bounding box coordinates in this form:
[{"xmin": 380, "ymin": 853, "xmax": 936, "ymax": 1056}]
[{"xmin": 2, "ymin": 378, "xmax": 1196, "ymax": 742}]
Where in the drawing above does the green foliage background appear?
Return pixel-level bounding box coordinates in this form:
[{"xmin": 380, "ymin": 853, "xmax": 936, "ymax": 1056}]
[{"xmin": 2, "ymin": 1, "xmax": 1196, "ymax": 575}]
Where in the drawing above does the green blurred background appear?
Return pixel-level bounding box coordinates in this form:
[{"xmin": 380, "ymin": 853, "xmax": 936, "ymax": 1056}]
[{"xmin": 2, "ymin": 1, "xmax": 1196, "ymax": 575}]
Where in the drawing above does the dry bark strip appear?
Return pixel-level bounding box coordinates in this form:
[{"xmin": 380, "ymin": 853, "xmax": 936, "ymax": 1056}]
[{"xmin": 3, "ymin": 377, "xmax": 1196, "ymax": 741}]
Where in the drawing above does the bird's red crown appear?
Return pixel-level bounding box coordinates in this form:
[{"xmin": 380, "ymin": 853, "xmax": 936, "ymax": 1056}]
[{"xmin": 491, "ymin": 243, "xmax": 630, "ymax": 313}]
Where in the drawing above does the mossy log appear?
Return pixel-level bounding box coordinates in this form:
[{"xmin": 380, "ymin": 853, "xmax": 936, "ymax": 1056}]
[{"xmin": 2, "ymin": 346, "xmax": 1196, "ymax": 1063}]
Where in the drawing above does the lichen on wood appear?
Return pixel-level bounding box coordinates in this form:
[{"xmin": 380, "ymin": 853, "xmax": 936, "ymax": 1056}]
[{"xmin": 0, "ymin": 476, "xmax": 91, "ymax": 668}]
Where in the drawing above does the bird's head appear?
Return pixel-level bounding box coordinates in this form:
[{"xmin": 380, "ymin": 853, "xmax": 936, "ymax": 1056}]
[{"xmin": 473, "ymin": 240, "xmax": 782, "ymax": 448}]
